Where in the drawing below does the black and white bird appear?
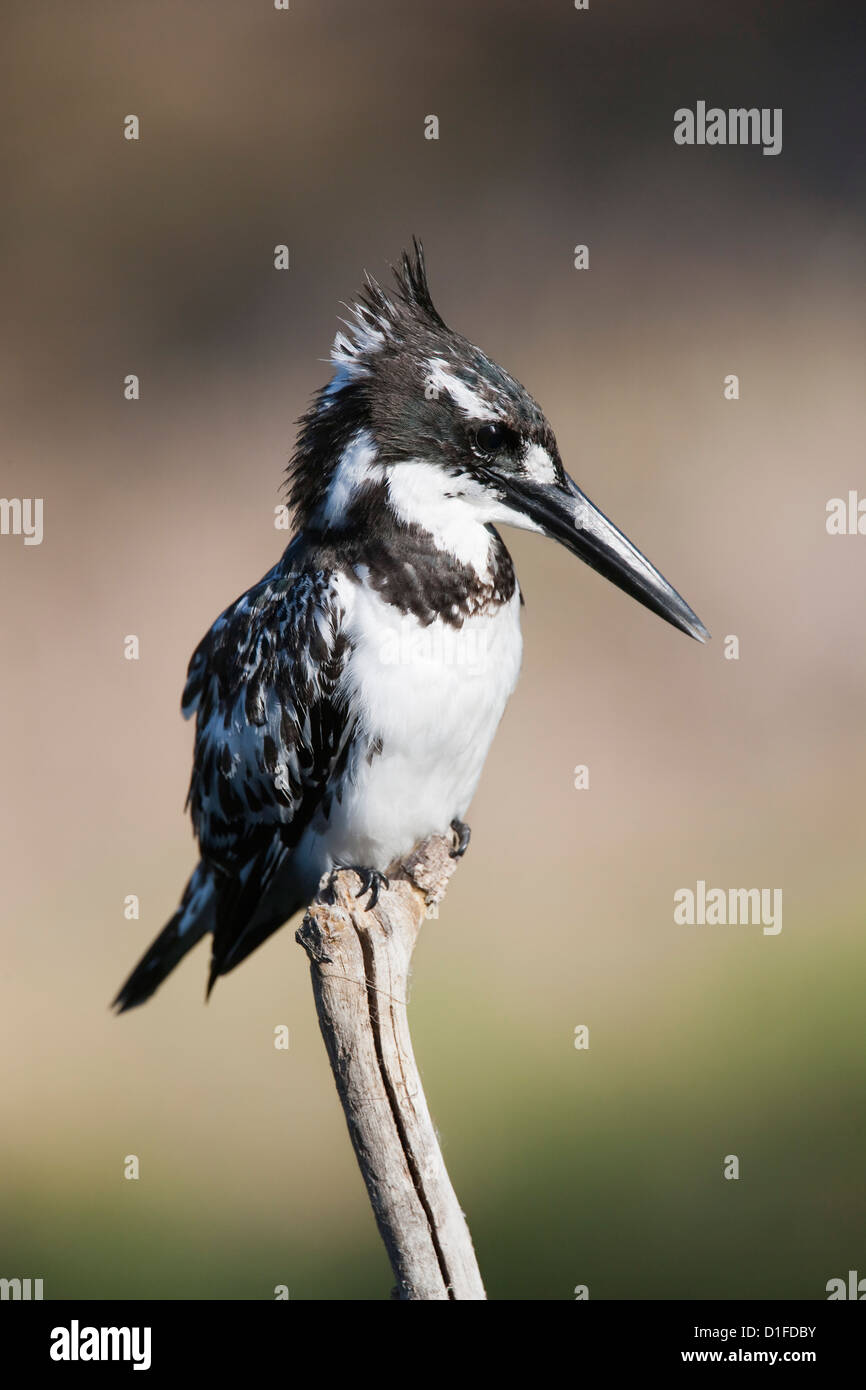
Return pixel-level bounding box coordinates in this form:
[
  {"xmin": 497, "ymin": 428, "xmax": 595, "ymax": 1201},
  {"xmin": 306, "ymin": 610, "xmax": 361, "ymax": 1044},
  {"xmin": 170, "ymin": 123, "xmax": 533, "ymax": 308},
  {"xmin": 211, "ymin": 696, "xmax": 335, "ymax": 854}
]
[{"xmin": 114, "ymin": 242, "xmax": 708, "ymax": 1012}]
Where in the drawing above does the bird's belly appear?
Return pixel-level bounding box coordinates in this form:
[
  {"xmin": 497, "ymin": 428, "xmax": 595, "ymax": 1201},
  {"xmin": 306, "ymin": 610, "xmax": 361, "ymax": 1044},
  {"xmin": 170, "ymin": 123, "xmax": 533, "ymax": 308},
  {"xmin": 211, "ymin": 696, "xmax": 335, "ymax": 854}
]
[{"xmin": 305, "ymin": 585, "xmax": 523, "ymax": 873}]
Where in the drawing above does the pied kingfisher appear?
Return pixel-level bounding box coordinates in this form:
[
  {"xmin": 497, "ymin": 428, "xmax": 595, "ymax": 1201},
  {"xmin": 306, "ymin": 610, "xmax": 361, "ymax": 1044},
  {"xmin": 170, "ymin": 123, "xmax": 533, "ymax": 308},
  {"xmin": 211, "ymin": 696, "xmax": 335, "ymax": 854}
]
[{"xmin": 114, "ymin": 241, "xmax": 708, "ymax": 1012}]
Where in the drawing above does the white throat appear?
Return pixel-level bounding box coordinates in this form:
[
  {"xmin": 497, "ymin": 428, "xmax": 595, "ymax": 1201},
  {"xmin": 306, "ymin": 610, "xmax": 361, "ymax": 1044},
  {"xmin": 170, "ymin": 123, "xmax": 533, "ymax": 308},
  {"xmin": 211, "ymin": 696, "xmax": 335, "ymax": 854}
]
[{"xmin": 386, "ymin": 460, "xmax": 499, "ymax": 575}]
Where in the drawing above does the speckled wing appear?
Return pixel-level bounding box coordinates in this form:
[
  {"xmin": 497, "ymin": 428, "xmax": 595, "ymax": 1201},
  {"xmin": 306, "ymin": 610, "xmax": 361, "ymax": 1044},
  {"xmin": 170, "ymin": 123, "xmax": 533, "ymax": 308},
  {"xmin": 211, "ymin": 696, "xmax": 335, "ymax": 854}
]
[{"xmin": 181, "ymin": 552, "xmax": 354, "ymax": 873}]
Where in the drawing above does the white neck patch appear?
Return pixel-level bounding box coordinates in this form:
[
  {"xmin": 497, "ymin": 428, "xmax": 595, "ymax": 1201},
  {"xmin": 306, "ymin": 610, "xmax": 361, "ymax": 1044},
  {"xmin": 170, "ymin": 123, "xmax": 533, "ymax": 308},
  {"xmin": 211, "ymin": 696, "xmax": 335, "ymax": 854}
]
[
  {"xmin": 315, "ymin": 429, "xmax": 383, "ymax": 528},
  {"xmin": 386, "ymin": 461, "xmax": 498, "ymax": 575}
]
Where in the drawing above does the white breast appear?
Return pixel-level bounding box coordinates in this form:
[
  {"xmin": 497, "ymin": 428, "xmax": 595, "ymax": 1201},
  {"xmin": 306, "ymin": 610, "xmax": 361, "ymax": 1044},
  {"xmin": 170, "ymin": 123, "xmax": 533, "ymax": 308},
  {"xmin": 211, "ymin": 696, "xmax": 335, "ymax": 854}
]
[{"xmin": 302, "ymin": 575, "xmax": 523, "ymax": 875}]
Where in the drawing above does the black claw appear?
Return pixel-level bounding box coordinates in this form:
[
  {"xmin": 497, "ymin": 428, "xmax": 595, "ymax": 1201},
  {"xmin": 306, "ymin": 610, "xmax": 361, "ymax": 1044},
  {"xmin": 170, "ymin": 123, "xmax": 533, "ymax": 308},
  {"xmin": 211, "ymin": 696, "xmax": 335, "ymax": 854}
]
[
  {"xmin": 354, "ymin": 867, "xmax": 390, "ymax": 909},
  {"xmin": 450, "ymin": 819, "xmax": 471, "ymax": 858}
]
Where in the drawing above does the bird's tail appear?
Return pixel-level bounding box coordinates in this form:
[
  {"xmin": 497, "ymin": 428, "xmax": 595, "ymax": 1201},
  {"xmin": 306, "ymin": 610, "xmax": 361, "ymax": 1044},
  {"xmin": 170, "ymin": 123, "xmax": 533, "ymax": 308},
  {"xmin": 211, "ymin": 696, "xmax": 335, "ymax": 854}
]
[{"xmin": 112, "ymin": 861, "xmax": 217, "ymax": 1013}]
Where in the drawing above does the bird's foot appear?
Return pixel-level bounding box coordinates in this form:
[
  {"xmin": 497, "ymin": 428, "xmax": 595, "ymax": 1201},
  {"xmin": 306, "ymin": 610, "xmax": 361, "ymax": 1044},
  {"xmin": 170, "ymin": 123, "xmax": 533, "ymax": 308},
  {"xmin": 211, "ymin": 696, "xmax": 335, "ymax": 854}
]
[
  {"xmin": 449, "ymin": 819, "xmax": 471, "ymax": 858},
  {"xmin": 354, "ymin": 866, "xmax": 390, "ymax": 910}
]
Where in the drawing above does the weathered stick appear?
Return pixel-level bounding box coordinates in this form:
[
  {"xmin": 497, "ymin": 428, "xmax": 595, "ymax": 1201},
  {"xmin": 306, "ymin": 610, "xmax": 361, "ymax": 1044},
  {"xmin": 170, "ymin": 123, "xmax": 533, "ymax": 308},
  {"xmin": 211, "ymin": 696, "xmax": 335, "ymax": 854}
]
[{"xmin": 296, "ymin": 833, "xmax": 486, "ymax": 1300}]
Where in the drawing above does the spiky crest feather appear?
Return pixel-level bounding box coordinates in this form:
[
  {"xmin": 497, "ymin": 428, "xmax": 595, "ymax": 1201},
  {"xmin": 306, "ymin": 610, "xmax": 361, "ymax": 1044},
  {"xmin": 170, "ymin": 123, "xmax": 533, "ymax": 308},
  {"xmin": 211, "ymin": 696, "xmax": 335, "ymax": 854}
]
[{"xmin": 285, "ymin": 240, "xmax": 447, "ymax": 523}]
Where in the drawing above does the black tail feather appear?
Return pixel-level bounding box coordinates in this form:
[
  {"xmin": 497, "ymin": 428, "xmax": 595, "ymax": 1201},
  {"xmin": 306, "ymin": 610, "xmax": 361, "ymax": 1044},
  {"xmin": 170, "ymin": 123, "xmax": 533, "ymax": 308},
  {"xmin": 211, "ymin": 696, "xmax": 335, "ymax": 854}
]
[
  {"xmin": 112, "ymin": 863, "xmax": 214, "ymax": 1013},
  {"xmin": 114, "ymin": 839, "xmax": 304, "ymax": 1011},
  {"xmin": 206, "ymin": 836, "xmax": 297, "ymax": 997}
]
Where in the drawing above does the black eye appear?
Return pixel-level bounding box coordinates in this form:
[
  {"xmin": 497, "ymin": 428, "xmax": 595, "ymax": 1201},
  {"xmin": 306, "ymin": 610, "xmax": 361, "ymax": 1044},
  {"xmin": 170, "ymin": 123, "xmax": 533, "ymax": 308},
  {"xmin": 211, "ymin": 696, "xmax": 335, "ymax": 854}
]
[{"xmin": 474, "ymin": 422, "xmax": 506, "ymax": 455}]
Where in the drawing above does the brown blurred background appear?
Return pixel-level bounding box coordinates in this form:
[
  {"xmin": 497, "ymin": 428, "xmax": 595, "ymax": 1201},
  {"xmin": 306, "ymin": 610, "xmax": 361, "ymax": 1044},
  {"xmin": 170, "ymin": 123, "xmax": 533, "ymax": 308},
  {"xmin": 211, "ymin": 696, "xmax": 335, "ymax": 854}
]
[{"xmin": 1, "ymin": 0, "xmax": 864, "ymax": 1299}]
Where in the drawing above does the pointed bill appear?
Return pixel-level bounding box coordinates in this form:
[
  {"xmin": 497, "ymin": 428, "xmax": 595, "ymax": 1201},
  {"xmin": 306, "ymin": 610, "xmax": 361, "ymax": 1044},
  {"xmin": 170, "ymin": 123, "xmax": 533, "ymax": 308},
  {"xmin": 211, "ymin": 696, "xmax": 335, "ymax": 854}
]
[{"xmin": 499, "ymin": 471, "xmax": 710, "ymax": 642}]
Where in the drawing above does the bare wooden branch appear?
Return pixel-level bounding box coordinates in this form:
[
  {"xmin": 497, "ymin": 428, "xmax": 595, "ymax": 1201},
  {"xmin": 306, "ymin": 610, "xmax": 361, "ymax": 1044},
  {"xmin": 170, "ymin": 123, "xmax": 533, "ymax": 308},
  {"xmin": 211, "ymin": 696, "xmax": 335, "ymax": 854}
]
[{"xmin": 296, "ymin": 833, "xmax": 486, "ymax": 1301}]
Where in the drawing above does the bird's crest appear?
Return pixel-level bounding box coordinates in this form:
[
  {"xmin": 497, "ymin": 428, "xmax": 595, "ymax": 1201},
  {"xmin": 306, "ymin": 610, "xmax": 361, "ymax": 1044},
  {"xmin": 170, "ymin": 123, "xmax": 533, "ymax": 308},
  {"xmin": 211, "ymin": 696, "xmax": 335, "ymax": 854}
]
[
  {"xmin": 286, "ymin": 240, "xmax": 458, "ymax": 521},
  {"xmin": 331, "ymin": 238, "xmax": 445, "ymax": 374}
]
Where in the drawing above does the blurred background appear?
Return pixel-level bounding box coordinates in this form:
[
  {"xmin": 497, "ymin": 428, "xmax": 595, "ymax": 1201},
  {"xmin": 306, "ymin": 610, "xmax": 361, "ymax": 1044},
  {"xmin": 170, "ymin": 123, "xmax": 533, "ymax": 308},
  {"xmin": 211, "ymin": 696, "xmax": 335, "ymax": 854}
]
[{"xmin": 1, "ymin": 0, "xmax": 864, "ymax": 1299}]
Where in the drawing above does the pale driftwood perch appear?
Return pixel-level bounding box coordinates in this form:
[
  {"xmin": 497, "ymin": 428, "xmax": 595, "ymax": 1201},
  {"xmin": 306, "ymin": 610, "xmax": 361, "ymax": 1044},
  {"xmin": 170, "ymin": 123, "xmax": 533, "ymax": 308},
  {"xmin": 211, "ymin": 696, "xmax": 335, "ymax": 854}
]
[{"xmin": 296, "ymin": 833, "xmax": 486, "ymax": 1300}]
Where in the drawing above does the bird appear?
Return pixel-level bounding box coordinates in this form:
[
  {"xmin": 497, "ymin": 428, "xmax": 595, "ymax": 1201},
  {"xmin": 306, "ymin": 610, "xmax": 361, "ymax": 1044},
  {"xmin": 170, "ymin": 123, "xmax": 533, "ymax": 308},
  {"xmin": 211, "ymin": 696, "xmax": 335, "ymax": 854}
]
[{"xmin": 113, "ymin": 240, "xmax": 709, "ymax": 1013}]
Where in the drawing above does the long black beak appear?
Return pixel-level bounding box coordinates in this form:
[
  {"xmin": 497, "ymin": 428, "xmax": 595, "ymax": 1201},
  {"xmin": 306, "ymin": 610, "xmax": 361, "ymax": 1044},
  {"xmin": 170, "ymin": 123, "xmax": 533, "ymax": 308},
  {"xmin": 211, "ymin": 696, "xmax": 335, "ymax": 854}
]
[{"xmin": 500, "ymin": 471, "xmax": 710, "ymax": 642}]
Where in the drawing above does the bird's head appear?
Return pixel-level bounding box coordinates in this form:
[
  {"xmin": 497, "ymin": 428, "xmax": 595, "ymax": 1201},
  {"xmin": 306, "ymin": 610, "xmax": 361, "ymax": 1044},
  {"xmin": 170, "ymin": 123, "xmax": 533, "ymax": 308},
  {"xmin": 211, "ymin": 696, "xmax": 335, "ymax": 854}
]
[{"xmin": 288, "ymin": 241, "xmax": 708, "ymax": 642}]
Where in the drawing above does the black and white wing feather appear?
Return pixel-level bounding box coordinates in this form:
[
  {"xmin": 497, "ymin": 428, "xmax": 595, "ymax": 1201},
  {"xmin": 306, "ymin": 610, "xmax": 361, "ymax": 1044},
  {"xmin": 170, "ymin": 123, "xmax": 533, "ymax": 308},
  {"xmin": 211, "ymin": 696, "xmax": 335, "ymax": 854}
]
[
  {"xmin": 114, "ymin": 547, "xmax": 356, "ymax": 1011},
  {"xmin": 182, "ymin": 550, "xmax": 355, "ymax": 987},
  {"xmin": 183, "ymin": 552, "xmax": 352, "ymax": 866}
]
